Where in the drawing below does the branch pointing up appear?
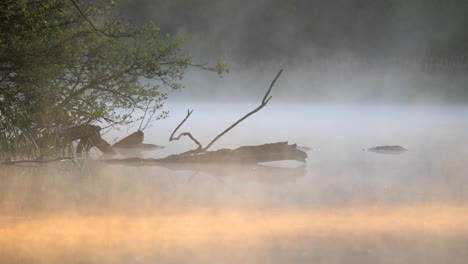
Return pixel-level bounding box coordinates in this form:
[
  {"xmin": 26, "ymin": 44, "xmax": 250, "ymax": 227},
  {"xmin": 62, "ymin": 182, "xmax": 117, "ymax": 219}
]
[
  {"xmin": 204, "ymin": 69, "xmax": 283, "ymax": 151},
  {"xmin": 262, "ymin": 69, "xmax": 283, "ymax": 104}
]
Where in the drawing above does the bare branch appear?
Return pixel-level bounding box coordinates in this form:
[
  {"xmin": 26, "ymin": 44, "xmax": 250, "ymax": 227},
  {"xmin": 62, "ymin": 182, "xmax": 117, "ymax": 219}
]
[
  {"xmin": 169, "ymin": 110, "xmax": 203, "ymax": 151},
  {"xmin": 203, "ymin": 69, "xmax": 283, "ymax": 151},
  {"xmin": 169, "ymin": 109, "xmax": 192, "ymax": 140},
  {"xmin": 262, "ymin": 69, "xmax": 282, "ymax": 104},
  {"xmin": 138, "ymin": 100, "xmax": 152, "ymax": 131},
  {"xmin": 172, "ymin": 132, "xmax": 203, "ymax": 151}
]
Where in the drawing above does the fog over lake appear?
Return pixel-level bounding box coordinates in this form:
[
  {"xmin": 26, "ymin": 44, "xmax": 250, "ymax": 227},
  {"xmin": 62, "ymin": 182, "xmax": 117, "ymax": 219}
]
[{"xmin": 1, "ymin": 103, "xmax": 468, "ymax": 263}]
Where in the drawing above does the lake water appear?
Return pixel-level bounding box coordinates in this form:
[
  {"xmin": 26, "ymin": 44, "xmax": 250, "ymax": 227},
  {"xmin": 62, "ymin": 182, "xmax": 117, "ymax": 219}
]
[{"xmin": 1, "ymin": 103, "xmax": 468, "ymax": 263}]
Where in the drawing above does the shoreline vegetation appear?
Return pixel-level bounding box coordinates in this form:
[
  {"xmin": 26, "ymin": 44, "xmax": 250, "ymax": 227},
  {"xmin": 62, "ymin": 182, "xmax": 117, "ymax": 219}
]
[{"xmin": 0, "ymin": 0, "xmax": 227, "ymax": 162}]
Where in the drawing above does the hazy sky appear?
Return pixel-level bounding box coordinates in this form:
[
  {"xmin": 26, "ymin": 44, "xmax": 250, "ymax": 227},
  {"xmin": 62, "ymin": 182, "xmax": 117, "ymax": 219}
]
[{"xmin": 118, "ymin": 0, "xmax": 468, "ymax": 103}]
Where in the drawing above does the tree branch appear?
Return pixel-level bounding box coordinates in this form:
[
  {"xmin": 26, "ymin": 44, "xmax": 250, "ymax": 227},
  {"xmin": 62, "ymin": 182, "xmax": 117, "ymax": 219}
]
[
  {"xmin": 203, "ymin": 69, "xmax": 283, "ymax": 151},
  {"xmin": 169, "ymin": 110, "xmax": 203, "ymax": 151}
]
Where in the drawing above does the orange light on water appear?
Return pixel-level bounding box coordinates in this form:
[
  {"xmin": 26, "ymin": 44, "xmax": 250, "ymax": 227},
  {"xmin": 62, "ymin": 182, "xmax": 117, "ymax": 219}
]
[{"xmin": 1, "ymin": 204, "xmax": 467, "ymax": 260}]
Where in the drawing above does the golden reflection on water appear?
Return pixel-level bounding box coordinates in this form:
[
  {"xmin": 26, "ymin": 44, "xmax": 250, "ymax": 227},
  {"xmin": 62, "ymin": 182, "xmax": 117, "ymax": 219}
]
[{"xmin": 1, "ymin": 204, "xmax": 467, "ymax": 260}]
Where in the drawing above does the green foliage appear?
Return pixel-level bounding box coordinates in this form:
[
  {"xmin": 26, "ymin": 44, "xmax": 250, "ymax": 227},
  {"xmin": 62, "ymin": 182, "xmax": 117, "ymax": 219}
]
[{"xmin": 0, "ymin": 0, "xmax": 227, "ymax": 158}]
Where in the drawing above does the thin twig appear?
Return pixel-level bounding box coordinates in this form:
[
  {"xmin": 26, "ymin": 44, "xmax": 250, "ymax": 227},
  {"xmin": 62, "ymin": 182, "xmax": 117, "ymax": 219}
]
[
  {"xmin": 169, "ymin": 110, "xmax": 203, "ymax": 151},
  {"xmin": 171, "ymin": 132, "xmax": 202, "ymax": 149},
  {"xmin": 262, "ymin": 69, "xmax": 283, "ymax": 104},
  {"xmin": 138, "ymin": 100, "xmax": 152, "ymax": 131},
  {"xmin": 169, "ymin": 109, "xmax": 192, "ymax": 140},
  {"xmin": 203, "ymin": 69, "xmax": 283, "ymax": 151}
]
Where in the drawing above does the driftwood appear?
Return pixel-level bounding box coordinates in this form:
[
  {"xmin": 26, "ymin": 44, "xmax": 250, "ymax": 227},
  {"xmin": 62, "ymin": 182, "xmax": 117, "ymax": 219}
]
[
  {"xmin": 104, "ymin": 142, "xmax": 307, "ymax": 165},
  {"xmin": 59, "ymin": 124, "xmax": 115, "ymax": 155},
  {"xmin": 57, "ymin": 125, "xmax": 161, "ymax": 157},
  {"xmin": 112, "ymin": 131, "xmax": 164, "ymax": 150},
  {"xmin": 102, "ymin": 69, "xmax": 309, "ymax": 168}
]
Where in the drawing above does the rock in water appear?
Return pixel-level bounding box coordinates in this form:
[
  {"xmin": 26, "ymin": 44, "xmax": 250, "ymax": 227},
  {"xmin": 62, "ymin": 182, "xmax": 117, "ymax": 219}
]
[
  {"xmin": 367, "ymin": 145, "xmax": 407, "ymax": 155},
  {"xmin": 112, "ymin": 131, "xmax": 165, "ymax": 152}
]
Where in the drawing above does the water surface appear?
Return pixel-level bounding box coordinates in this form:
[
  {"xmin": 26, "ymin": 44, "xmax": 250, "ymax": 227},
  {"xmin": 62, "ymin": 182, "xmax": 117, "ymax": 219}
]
[{"xmin": 1, "ymin": 104, "xmax": 467, "ymax": 263}]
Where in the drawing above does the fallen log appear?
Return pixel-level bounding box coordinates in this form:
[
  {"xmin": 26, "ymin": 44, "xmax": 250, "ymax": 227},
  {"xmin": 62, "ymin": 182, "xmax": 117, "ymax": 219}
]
[
  {"xmin": 59, "ymin": 124, "xmax": 116, "ymax": 155},
  {"xmin": 103, "ymin": 142, "xmax": 307, "ymax": 166}
]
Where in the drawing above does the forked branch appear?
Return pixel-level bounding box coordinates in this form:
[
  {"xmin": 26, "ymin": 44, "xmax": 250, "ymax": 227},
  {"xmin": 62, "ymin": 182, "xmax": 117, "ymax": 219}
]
[{"xmin": 169, "ymin": 110, "xmax": 203, "ymax": 151}]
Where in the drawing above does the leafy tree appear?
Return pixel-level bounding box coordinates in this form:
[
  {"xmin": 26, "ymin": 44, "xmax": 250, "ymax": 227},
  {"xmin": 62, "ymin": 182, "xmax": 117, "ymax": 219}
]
[{"xmin": 0, "ymin": 0, "xmax": 227, "ymax": 157}]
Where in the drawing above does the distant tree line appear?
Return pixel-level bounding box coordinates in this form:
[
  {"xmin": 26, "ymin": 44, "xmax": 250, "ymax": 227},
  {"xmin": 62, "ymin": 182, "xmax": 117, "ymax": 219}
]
[{"xmin": 120, "ymin": 0, "xmax": 468, "ymax": 63}]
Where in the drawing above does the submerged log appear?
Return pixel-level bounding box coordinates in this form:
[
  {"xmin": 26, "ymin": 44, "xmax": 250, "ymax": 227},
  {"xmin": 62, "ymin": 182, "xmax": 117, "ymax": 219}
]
[{"xmin": 103, "ymin": 142, "xmax": 307, "ymax": 166}]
